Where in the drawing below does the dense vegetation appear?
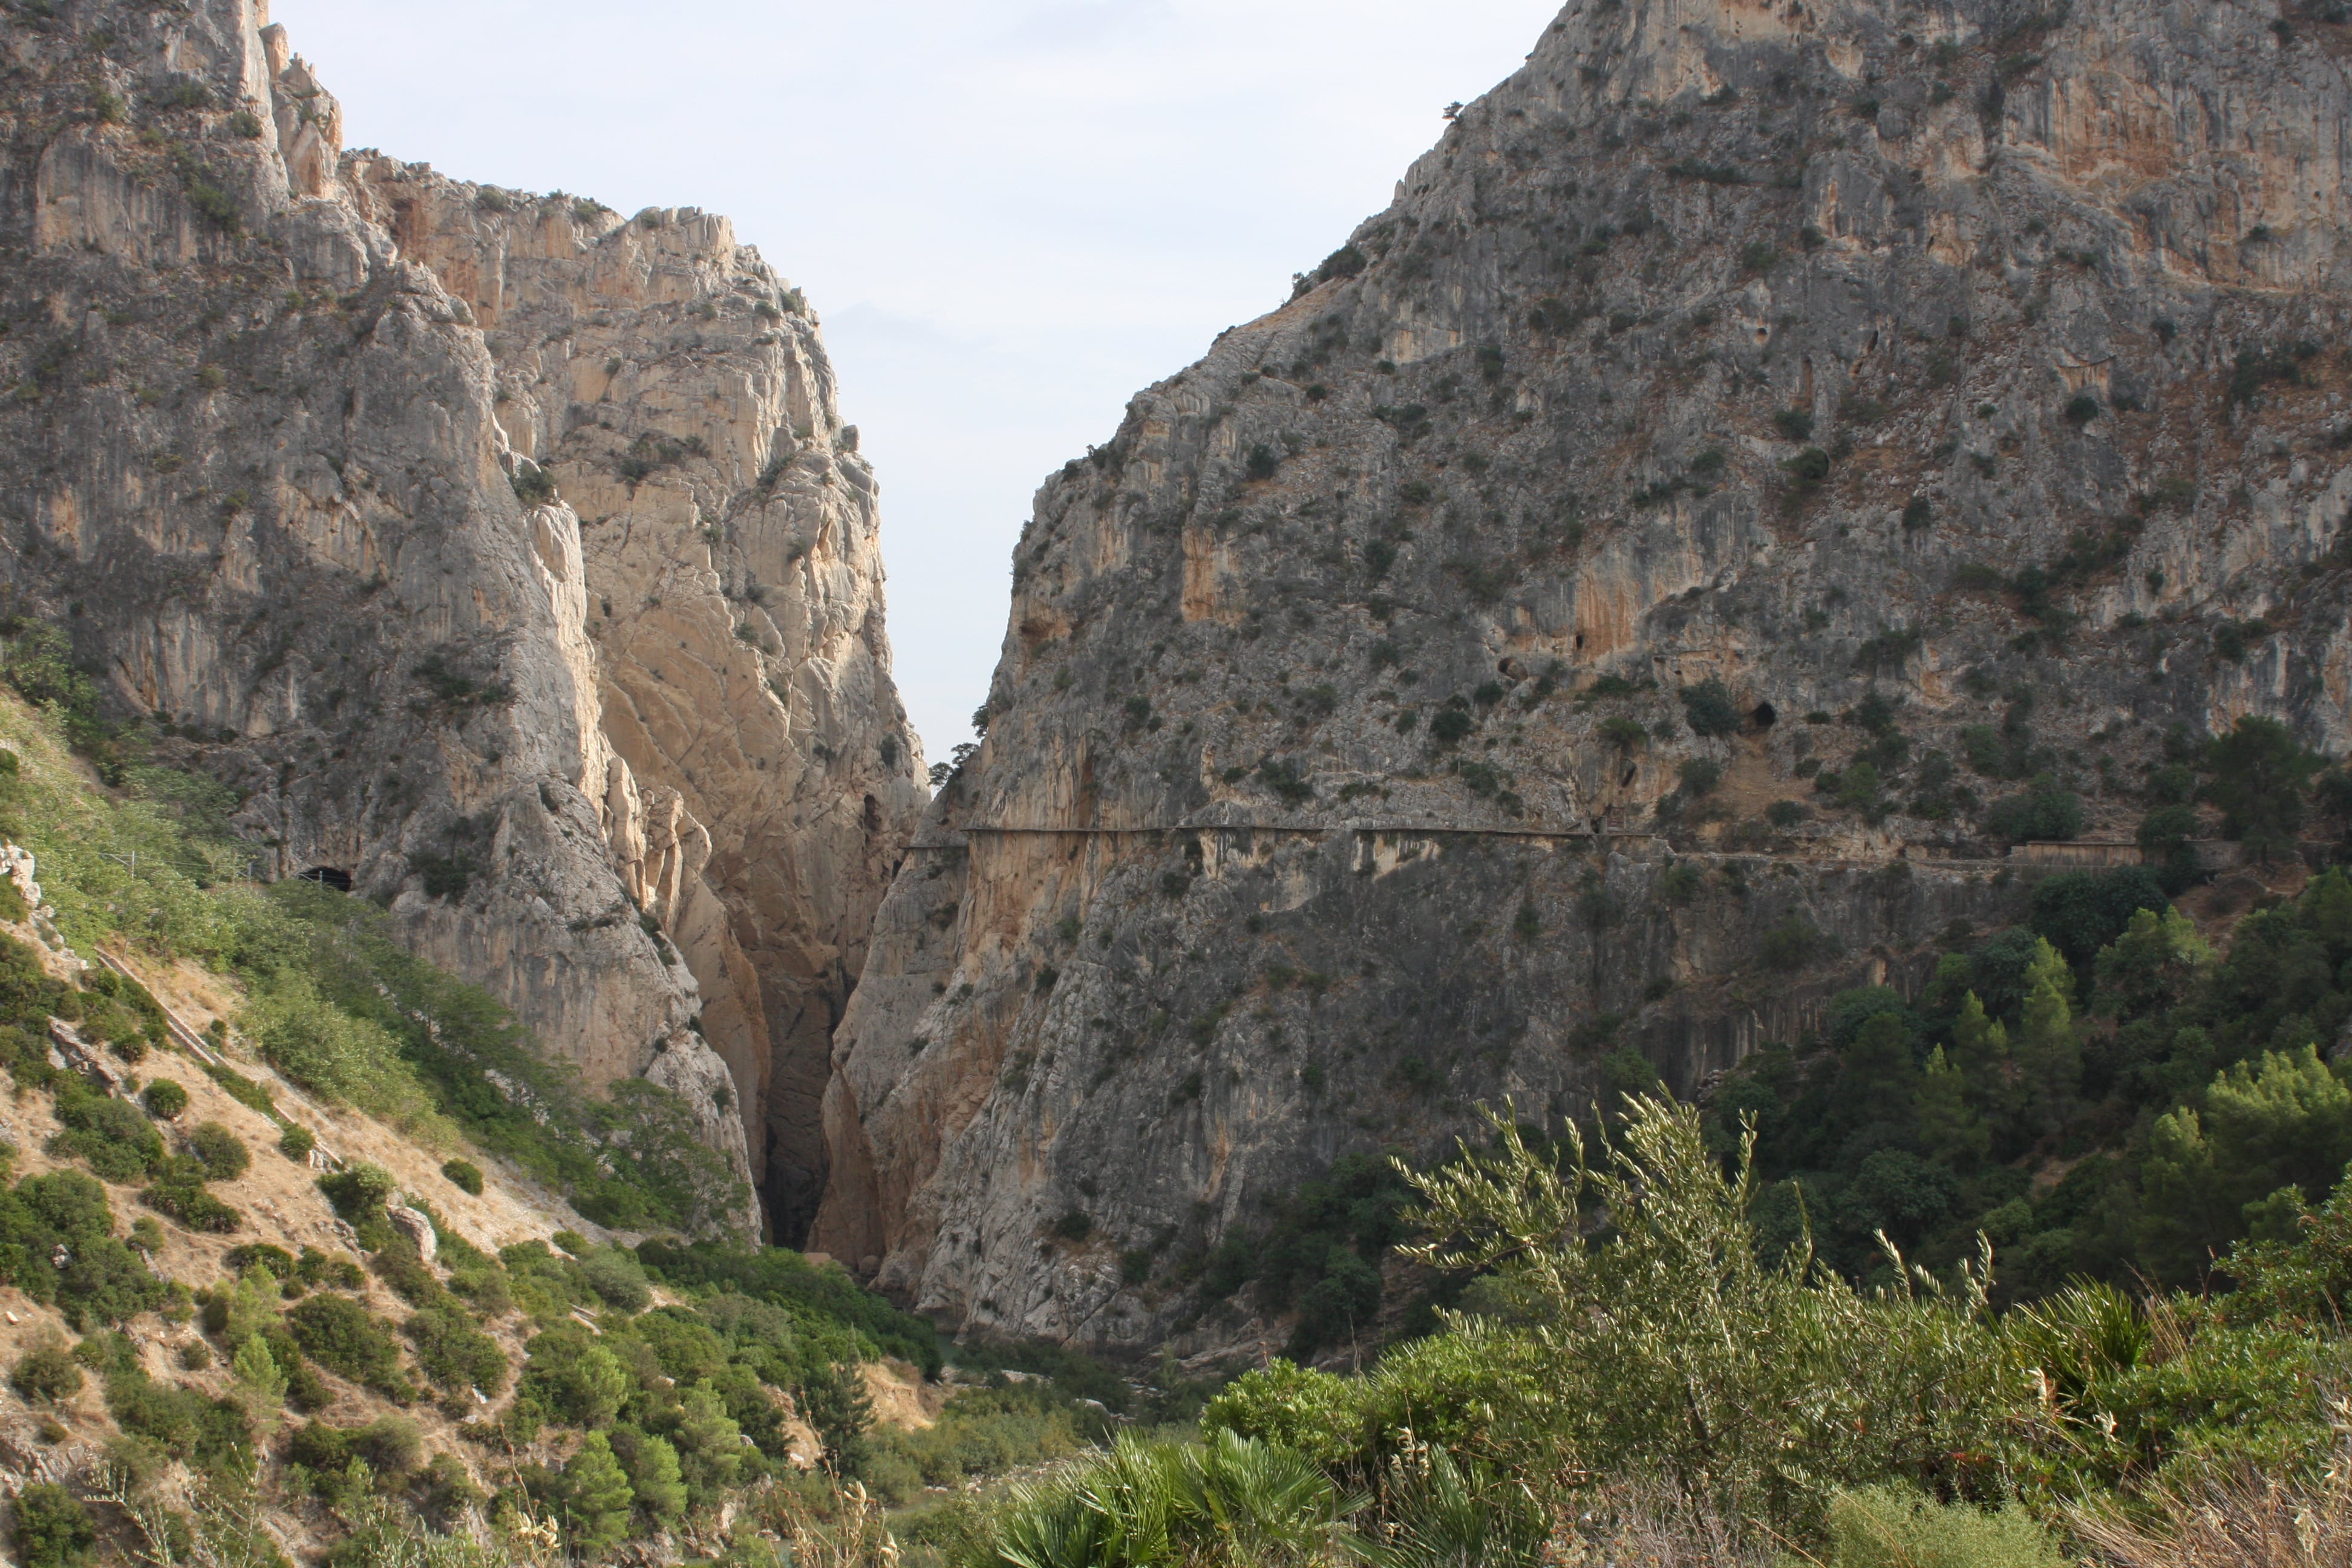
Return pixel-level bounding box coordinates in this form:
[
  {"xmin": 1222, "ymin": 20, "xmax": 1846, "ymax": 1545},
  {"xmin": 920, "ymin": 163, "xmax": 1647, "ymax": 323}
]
[{"xmin": 1711, "ymin": 862, "xmax": 2352, "ymax": 1299}]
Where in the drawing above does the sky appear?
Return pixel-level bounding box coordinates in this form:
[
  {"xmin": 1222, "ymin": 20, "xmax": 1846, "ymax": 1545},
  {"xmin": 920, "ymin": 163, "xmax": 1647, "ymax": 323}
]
[{"xmin": 269, "ymin": 0, "xmax": 1564, "ymax": 762}]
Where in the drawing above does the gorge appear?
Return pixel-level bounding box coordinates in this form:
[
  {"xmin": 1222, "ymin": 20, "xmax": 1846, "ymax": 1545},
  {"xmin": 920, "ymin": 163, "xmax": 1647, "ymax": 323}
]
[{"xmin": 7, "ymin": 0, "xmax": 2352, "ymax": 1356}]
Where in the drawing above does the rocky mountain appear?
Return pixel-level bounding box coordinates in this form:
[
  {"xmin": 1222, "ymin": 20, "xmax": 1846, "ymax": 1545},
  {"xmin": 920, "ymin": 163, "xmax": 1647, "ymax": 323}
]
[
  {"xmin": 813, "ymin": 0, "xmax": 2352, "ymax": 1345},
  {"xmin": 0, "ymin": 0, "xmax": 923, "ymax": 1235}
]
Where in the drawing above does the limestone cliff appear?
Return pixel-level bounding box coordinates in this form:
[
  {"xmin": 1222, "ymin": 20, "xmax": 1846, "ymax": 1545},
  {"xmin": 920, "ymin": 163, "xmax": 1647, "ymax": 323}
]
[
  {"xmin": 338, "ymin": 162, "xmax": 927, "ymax": 1238},
  {"xmin": 815, "ymin": 0, "xmax": 2352, "ymax": 1342},
  {"xmin": 0, "ymin": 0, "xmax": 920, "ymax": 1234}
]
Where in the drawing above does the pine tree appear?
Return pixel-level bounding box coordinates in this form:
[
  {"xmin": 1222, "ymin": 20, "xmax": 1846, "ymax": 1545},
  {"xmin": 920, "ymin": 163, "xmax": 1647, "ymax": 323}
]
[
  {"xmin": 2014, "ymin": 939, "xmax": 2081, "ymax": 1136},
  {"xmin": 230, "ymin": 1333, "xmax": 287, "ymax": 1418},
  {"xmin": 612, "ymin": 1426, "xmax": 686, "ymax": 1526},
  {"xmin": 2092, "ymin": 905, "xmax": 2212, "ymax": 1018},
  {"xmin": 1915, "ymin": 1046, "xmax": 1989, "ymax": 1167},
  {"xmin": 1842, "ymin": 1011, "xmax": 1919, "ymax": 1109},
  {"xmin": 561, "ymin": 1432, "xmax": 635, "ymax": 1551},
  {"xmin": 668, "ymin": 1383, "xmax": 744, "ymax": 1502},
  {"xmin": 1949, "ymin": 990, "xmax": 2016, "ymax": 1127},
  {"xmin": 224, "ymin": 1264, "xmax": 280, "ymax": 1346}
]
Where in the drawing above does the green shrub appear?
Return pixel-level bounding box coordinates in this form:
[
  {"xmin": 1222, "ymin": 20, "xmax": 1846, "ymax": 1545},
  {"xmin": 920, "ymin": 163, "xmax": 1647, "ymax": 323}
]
[
  {"xmin": 285, "ymin": 1293, "xmax": 408, "ymax": 1396},
  {"xmin": 141, "ymin": 1079, "xmax": 188, "ymax": 1120},
  {"xmin": 510, "ymin": 466, "xmax": 557, "ymax": 506},
  {"xmin": 635, "ymin": 1240, "xmax": 941, "ymax": 1375},
  {"xmin": 296, "ymin": 1245, "xmax": 365, "ymax": 1292},
  {"xmin": 609, "ymin": 1425, "xmax": 686, "ymax": 1523},
  {"xmin": 1386, "ymin": 1100, "xmax": 2022, "ymax": 1532},
  {"xmin": 2204, "ymin": 715, "xmax": 2321, "ymax": 861},
  {"xmin": 1825, "ymin": 1485, "xmax": 2064, "ymax": 1568},
  {"xmin": 0, "ymin": 1172, "xmax": 165, "ymax": 1327},
  {"xmin": 242, "ymin": 970, "xmax": 426, "ymax": 1120},
  {"xmin": 404, "ymin": 1305, "xmax": 510, "ymax": 1398},
  {"xmin": 287, "ymin": 1414, "xmax": 423, "ymax": 1481},
  {"xmin": 1599, "ymin": 716, "xmax": 1647, "ymax": 750},
  {"xmin": 1679, "ymin": 679, "xmax": 1741, "ymax": 737},
  {"xmin": 142, "ymin": 1174, "xmax": 241, "ymax": 1233},
  {"xmin": 104, "ymin": 1360, "xmax": 250, "ymax": 1468},
  {"xmin": 1758, "ymin": 918, "xmax": 1828, "ymax": 972},
  {"xmin": 520, "ymin": 1325, "xmax": 632, "ymax": 1427},
  {"xmin": 1677, "ymin": 757, "xmax": 1722, "ymax": 797},
  {"xmin": 371, "ymin": 1241, "xmax": 451, "ymax": 1309},
  {"xmin": 186, "ymin": 1121, "xmax": 248, "ymax": 1181},
  {"xmin": 317, "ymin": 1161, "xmax": 396, "ymax": 1221},
  {"xmin": 441, "ymin": 1158, "xmax": 484, "ymax": 1195},
  {"xmin": 2137, "ymin": 805, "xmax": 2206, "ymax": 893},
  {"xmin": 200, "ymin": 1063, "xmax": 277, "ymax": 1120},
  {"xmin": 226, "ymin": 1243, "xmax": 298, "ymax": 1280},
  {"xmin": 557, "ymin": 1431, "xmax": 635, "ymax": 1551},
  {"xmin": 11, "ymin": 1483, "xmax": 94, "ymax": 1568},
  {"xmin": 47, "ymin": 1083, "xmax": 162, "ymax": 1181},
  {"xmin": 866, "ymin": 1383, "xmax": 1083, "ymax": 1503},
  {"xmin": 1983, "ymin": 776, "xmax": 2083, "ymax": 841},
  {"xmin": 978, "ymin": 1432, "xmax": 1343, "ymax": 1567},
  {"xmin": 578, "ymin": 1246, "xmax": 652, "ymax": 1313},
  {"xmin": 1371, "ymin": 1444, "xmax": 1551, "ymax": 1568},
  {"xmin": 279, "ymin": 1124, "xmax": 315, "ymax": 1161},
  {"xmin": 2027, "ymin": 868, "xmax": 2169, "ymax": 968},
  {"xmin": 11, "ymin": 1341, "xmax": 80, "ymax": 1403}
]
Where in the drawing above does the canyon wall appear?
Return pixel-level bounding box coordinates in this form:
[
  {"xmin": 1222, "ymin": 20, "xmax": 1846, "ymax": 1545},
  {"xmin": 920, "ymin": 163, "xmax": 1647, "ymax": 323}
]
[
  {"xmin": 815, "ymin": 0, "xmax": 2352, "ymax": 1345},
  {"xmin": 0, "ymin": 0, "xmax": 922, "ymax": 1235}
]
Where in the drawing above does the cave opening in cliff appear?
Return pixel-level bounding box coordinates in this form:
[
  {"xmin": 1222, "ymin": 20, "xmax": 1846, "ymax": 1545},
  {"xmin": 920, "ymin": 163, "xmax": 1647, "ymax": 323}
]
[
  {"xmin": 1753, "ymin": 701, "xmax": 1777, "ymax": 727},
  {"xmin": 298, "ymin": 866, "xmax": 353, "ymax": 892}
]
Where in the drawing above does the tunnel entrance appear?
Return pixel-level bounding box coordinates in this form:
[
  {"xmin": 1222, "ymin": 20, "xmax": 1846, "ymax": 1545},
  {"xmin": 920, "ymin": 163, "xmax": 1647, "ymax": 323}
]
[{"xmin": 299, "ymin": 866, "xmax": 353, "ymax": 892}]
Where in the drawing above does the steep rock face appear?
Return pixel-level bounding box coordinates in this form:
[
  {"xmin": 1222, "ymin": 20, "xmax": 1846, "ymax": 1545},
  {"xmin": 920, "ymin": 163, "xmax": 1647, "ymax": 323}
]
[
  {"xmin": 337, "ymin": 163, "xmax": 927, "ymax": 1239},
  {"xmin": 817, "ymin": 0, "xmax": 2352, "ymax": 1341},
  {"xmin": 0, "ymin": 0, "xmax": 918, "ymax": 1234}
]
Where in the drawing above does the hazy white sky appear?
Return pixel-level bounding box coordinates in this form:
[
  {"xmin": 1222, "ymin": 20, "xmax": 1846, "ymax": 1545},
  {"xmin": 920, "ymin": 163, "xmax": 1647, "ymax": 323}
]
[{"xmin": 270, "ymin": 0, "xmax": 1563, "ymax": 759}]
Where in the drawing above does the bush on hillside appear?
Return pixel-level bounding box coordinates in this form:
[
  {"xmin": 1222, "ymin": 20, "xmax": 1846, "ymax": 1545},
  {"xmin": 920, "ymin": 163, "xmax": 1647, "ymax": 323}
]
[
  {"xmin": 1826, "ymin": 1486, "xmax": 2063, "ymax": 1568},
  {"xmin": 2027, "ymin": 867, "xmax": 2171, "ymax": 969},
  {"xmin": 0, "ymin": 1172, "xmax": 164, "ymax": 1326},
  {"xmin": 1241, "ymin": 1099, "xmax": 2022, "ymax": 1532},
  {"xmin": 578, "ymin": 1247, "xmax": 651, "ymax": 1313},
  {"xmin": 286, "ymin": 1293, "xmax": 409, "ymax": 1397},
  {"xmin": 11, "ymin": 1483, "xmax": 94, "ymax": 1568},
  {"xmin": 1679, "ymin": 678, "xmax": 1742, "ymax": 738},
  {"xmin": 47, "ymin": 1083, "xmax": 162, "ymax": 1181},
  {"xmin": 976, "ymin": 1432, "xmax": 1345, "ymax": 1567},
  {"xmin": 404, "ymin": 1305, "xmax": 509, "ymax": 1399},
  {"xmin": 1983, "ymin": 775, "xmax": 2084, "ymax": 841},
  {"xmin": 286, "ymin": 1416, "xmax": 423, "ymax": 1481},
  {"xmin": 520, "ymin": 1325, "xmax": 632, "ymax": 1428},
  {"xmin": 186, "ymin": 1121, "xmax": 249, "ymax": 1181},
  {"xmin": 10, "ymin": 1341, "xmax": 80, "ymax": 1403}
]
